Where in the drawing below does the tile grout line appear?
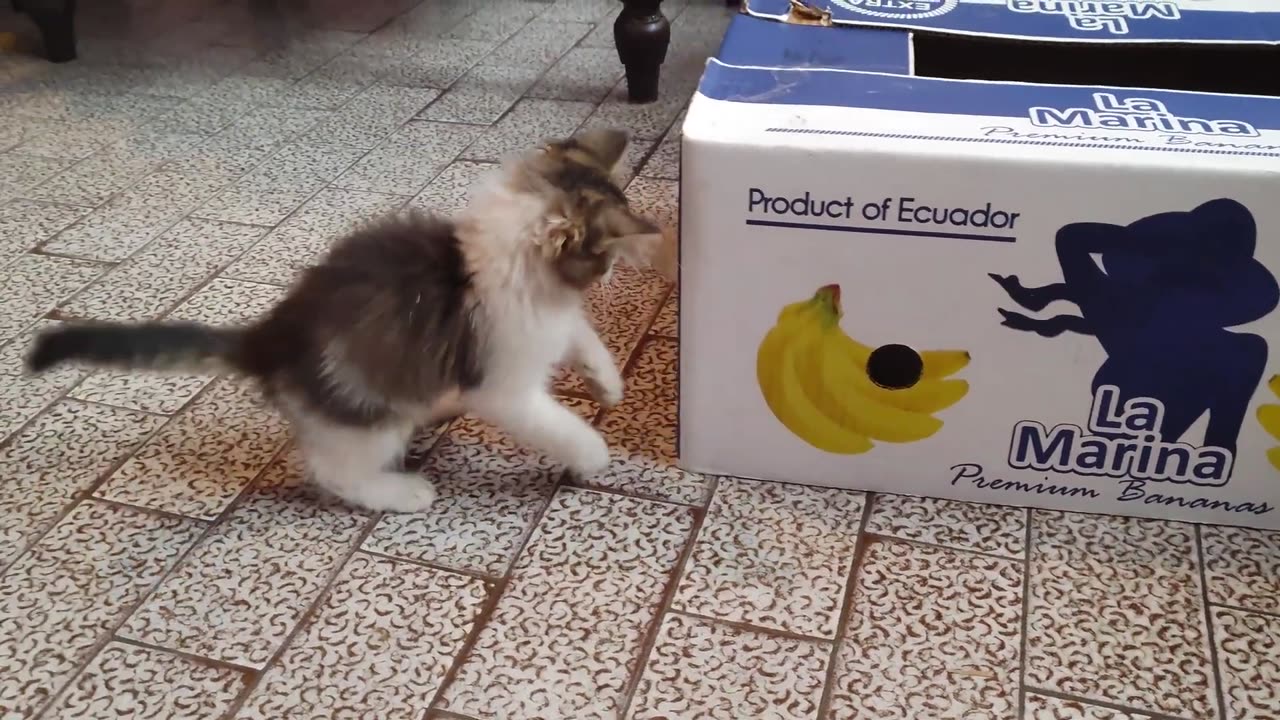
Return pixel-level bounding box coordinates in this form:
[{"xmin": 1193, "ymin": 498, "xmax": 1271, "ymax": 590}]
[
  {"xmin": 814, "ymin": 491, "xmax": 876, "ymax": 720},
  {"xmin": 27, "ymin": 505, "xmax": 219, "ymax": 720},
  {"xmin": 111, "ymin": 635, "xmax": 260, "ymax": 676},
  {"xmin": 1209, "ymin": 600, "xmax": 1280, "ymax": 620},
  {"xmin": 1195, "ymin": 525, "xmax": 1231, "ymax": 720},
  {"xmin": 615, "ymin": 475, "xmax": 716, "ymax": 720},
  {"xmin": 0, "ymin": 398, "xmax": 173, "ymax": 579},
  {"xmin": 217, "ymin": 507, "xmax": 385, "ymax": 720},
  {"xmin": 357, "ymin": 547, "xmax": 496, "ymax": 583},
  {"xmin": 668, "ymin": 608, "xmax": 837, "ymax": 645},
  {"xmin": 860, "ymin": 531, "xmax": 1027, "ymax": 564},
  {"xmin": 1017, "ymin": 508, "xmax": 1034, "ymax": 720},
  {"xmin": 1024, "ymin": 685, "xmax": 1195, "ymax": 720},
  {"xmin": 421, "ymin": 471, "xmax": 575, "ymax": 718}
]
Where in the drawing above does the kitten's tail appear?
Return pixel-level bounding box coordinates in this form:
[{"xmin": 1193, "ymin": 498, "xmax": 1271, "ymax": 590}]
[{"xmin": 25, "ymin": 322, "xmax": 248, "ymax": 376}]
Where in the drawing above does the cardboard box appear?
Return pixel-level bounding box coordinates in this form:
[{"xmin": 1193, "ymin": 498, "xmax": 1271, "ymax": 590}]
[{"xmin": 678, "ymin": 4, "xmax": 1280, "ymax": 529}]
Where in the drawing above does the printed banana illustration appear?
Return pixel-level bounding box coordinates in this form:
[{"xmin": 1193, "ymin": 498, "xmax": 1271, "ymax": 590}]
[
  {"xmin": 1257, "ymin": 375, "xmax": 1280, "ymax": 471},
  {"xmin": 756, "ymin": 284, "xmax": 971, "ymax": 454}
]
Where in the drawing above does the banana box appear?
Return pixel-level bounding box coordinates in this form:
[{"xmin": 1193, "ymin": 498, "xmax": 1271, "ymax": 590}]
[{"xmin": 679, "ymin": 8, "xmax": 1280, "ymax": 529}]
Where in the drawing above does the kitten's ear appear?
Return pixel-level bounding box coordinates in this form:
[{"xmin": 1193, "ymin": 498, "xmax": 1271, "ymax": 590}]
[
  {"xmin": 533, "ymin": 214, "xmax": 584, "ymax": 259},
  {"xmin": 574, "ymin": 128, "xmax": 629, "ymax": 170}
]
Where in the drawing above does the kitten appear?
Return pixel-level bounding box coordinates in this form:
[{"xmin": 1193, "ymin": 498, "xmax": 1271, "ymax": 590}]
[{"xmin": 26, "ymin": 128, "xmax": 665, "ymax": 514}]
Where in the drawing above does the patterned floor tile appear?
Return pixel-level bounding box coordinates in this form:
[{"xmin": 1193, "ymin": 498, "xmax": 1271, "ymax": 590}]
[
  {"xmin": 580, "ymin": 17, "xmax": 617, "ymax": 49},
  {"xmin": 867, "ymin": 494, "xmax": 1028, "ymax": 559},
  {"xmin": 1202, "ymin": 524, "xmax": 1280, "ymax": 615},
  {"xmin": 528, "ymin": 47, "xmax": 624, "ymax": 103},
  {"xmin": 0, "ymin": 254, "xmax": 105, "ymax": 343},
  {"xmin": 641, "ymin": 122, "xmax": 681, "ymax": 180},
  {"xmin": 541, "ymin": 0, "xmax": 616, "ymax": 24},
  {"xmin": 167, "ymin": 277, "xmax": 287, "ymax": 325},
  {"xmin": 0, "ymin": 200, "xmax": 89, "ymax": 266},
  {"xmin": 42, "ymin": 642, "xmax": 249, "ymax": 720},
  {"xmin": 462, "ymin": 98, "xmax": 595, "ymax": 162},
  {"xmin": 364, "ymin": 399, "xmax": 598, "ymax": 577},
  {"xmin": 120, "ymin": 450, "xmax": 372, "ymax": 668},
  {"xmin": 239, "ymin": 553, "xmax": 488, "ymax": 719},
  {"xmin": 43, "ymin": 170, "xmax": 230, "ymax": 261},
  {"xmin": 440, "ymin": 488, "xmax": 694, "ymax": 720},
  {"xmin": 827, "ymin": 539, "xmax": 1023, "ymax": 720},
  {"xmin": 626, "ymin": 176, "xmax": 678, "ymax": 236},
  {"xmin": 482, "ymin": 20, "xmax": 591, "ymax": 69},
  {"xmin": 554, "ymin": 263, "xmax": 669, "ymax": 395},
  {"xmin": 628, "ymin": 612, "xmax": 830, "ymax": 720},
  {"xmin": 22, "ymin": 151, "xmax": 159, "ymax": 208},
  {"xmin": 96, "ymin": 378, "xmax": 289, "ymax": 519},
  {"xmin": 1214, "ymin": 607, "xmax": 1280, "ymax": 720},
  {"xmin": 0, "ymin": 500, "xmax": 203, "ymax": 720},
  {"xmin": 1026, "ymin": 512, "xmax": 1215, "ymax": 719},
  {"xmin": 0, "ymin": 321, "xmax": 87, "ymax": 442},
  {"xmin": 162, "ymin": 131, "xmax": 280, "ymax": 179},
  {"xmin": 303, "ymin": 84, "xmax": 441, "ymax": 149},
  {"xmin": 674, "ymin": 478, "xmax": 864, "ymax": 638},
  {"xmin": 146, "ymin": 96, "xmax": 247, "ymax": 136},
  {"xmin": 0, "ymin": 153, "xmax": 74, "ymax": 197},
  {"xmin": 593, "ymin": 338, "xmax": 710, "ymax": 505},
  {"xmin": 69, "ymin": 371, "xmax": 213, "ymax": 416},
  {"xmin": 378, "ymin": 38, "xmax": 499, "ymax": 89},
  {"xmin": 334, "ymin": 121, "xmax": 484, "ymax": 195},
  {"xmin": 1023, "ymin": 693, "xmax": 1154, "ymax": 720},
  {"xmin": 222, "ymin": 188, "xmax": 406, "ymax": 285},
  {"xmin": 193, "ymin": 142, "xmax": 368, "ymax": 226},
  {"xmin": 583, "ymin": 82, "xmax": 689, "ymax": 141},
  {"xmin": 444, "ymin": 1, "xmax": 542, "ymax": 40},
  {"xmin": 224, "ymin": 106, "xmax": 336, "ymax": 145},
  {"xmin": 650, "ymin": 284, "xmax": 677, "ymax": 338},
  {"xmin": 0, "ymin": 401, "xmax": 164, "ymax": 569},
  {"xmin": 60, "ymin": 218, "xmax": 266, "ymax": 322},
  {"xmin": 419, "ymin": 64, "xmax": 545, "ymax": 125},
  {"xmin": 409, "ymin": 160, "xmax": 496, "ymax": 217}
]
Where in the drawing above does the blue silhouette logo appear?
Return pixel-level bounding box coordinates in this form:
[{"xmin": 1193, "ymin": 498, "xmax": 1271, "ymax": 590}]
[{"xmin": 991, "ymin": 198, "xmax": 1279, "ymax": 465}]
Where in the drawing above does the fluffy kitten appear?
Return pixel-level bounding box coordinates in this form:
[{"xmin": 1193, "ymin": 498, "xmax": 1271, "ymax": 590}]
[{"xmin": 26, "ymin": 128, "xmax": 665, "ymax": 514}]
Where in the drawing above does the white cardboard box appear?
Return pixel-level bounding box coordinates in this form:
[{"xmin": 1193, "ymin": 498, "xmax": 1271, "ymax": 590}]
[{"xmin": 679, "ymin": 3, "xmax": 1280, "ymax": 529}]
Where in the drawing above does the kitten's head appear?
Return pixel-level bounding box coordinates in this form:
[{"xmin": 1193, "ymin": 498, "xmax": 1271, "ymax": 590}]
[{"xmin": 514, "ymin": 128, "xmax": 666, "ymax": 289}]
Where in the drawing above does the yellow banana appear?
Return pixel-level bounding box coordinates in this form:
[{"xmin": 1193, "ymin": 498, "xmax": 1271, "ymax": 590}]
[
  {"xmin": 1256, "ymin": 375, "xmax": 1280, "ymax": 469},
  {"xmin": 827, "ymin": 332, "xmax": 969, "ymax": 413},
  {"xmin": 1259, "ymin": 403, "xmax": 1280, "ymax": 442},
  {"xmin": 814, "ymin": 335, "xmax": 944, "ymax": 443},
  {"xmin": 755, "ymin": 283, "xmax": 971, "ymax": 453},
  {"xmin": 835, "ymin": 333, "xmax": 970, "ymax": 381},
  {"xmin": 756, "ymin": 307, "xmax": 873, "ymax": 454}
]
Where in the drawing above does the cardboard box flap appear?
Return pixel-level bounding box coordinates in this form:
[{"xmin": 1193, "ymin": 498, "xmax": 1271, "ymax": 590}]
[
  {"xmin": 742, "ymin": 0, "xmax": 1280, "ymax": 43},
  {"xmin": 717, "ymin": 10, "xmax": 913, "ymax": 73}
]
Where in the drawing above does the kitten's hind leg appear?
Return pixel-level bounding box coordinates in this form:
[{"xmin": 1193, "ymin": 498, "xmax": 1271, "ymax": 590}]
[{"xmin": 294, "ymin": 414, "xmax": 437, "ymax": 513}]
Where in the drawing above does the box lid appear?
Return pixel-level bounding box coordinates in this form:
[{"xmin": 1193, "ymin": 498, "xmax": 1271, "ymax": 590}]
[
  {"xmin": 717, "ymin": 10, "xmax": 913, "ymax": 73},
  {"xmin": 743, "ymin": 0, "xmax": 1280, "ymax": 44}
]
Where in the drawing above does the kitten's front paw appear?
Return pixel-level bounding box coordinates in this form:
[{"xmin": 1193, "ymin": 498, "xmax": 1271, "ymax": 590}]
[
  {"xmin": 363, "ymin": 472, "xmax": 438, "ymax": 513},
  {"xmin": 567, "ymin": 432, "xmax": 611, "ymax": 477},
  {"xmin": 582, "ymin": 363, "xmax": 624, "ymax": 408},
  {"xmin": 585, "ymin": 372, "xmax": 624, "ymax": 409}
]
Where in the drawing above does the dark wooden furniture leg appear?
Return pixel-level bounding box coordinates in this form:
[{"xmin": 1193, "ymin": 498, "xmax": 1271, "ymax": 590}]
[
  {"xmin": 14, "ymin": 0, "xmax": 77, "ymax": 62},
  {"xmin": 614, "ymin": 0, "xmax": 669, "ymax": 104}
]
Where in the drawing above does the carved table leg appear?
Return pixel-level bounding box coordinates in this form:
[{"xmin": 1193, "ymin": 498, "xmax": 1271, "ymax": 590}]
[
  {"xmin": 614, "ymin": 0, "xmax": 670, "ymax": 104},
  {"xmin": 14, "ymin": 0, "xmax": 77, "ymax": 62}
]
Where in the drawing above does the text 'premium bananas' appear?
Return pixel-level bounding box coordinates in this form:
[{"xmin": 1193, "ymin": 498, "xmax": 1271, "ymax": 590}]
[{"xmin": 756, "ymin": 284, "xmax": 971, "ymax": 454}]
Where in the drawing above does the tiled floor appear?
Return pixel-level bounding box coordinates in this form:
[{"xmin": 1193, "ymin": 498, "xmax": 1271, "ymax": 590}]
[{"xmin": 0, "ymin": 1, "xmax": 1278, "ymax": 719}]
